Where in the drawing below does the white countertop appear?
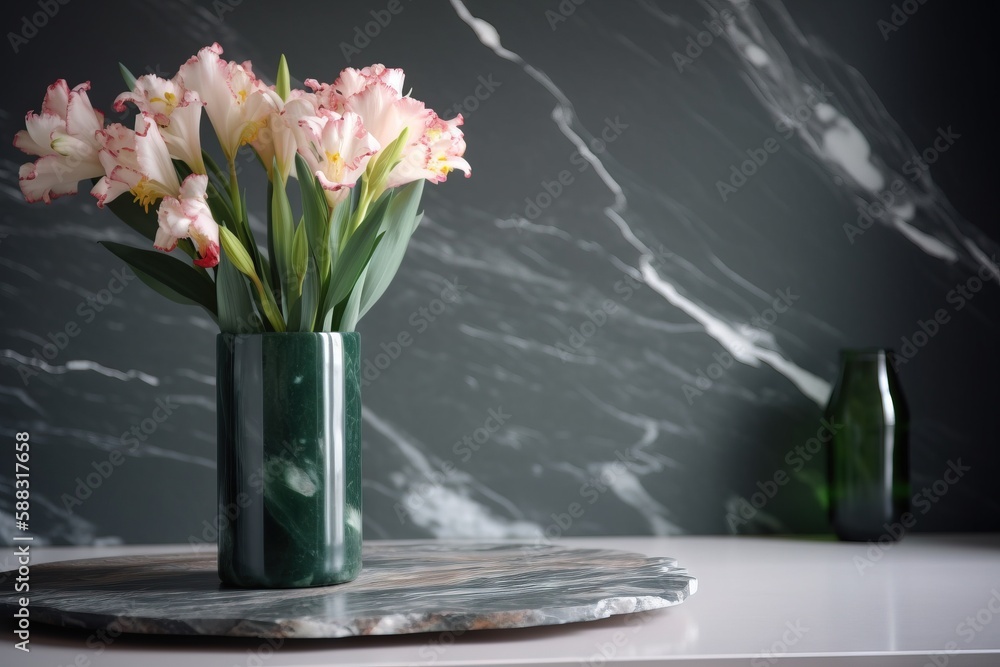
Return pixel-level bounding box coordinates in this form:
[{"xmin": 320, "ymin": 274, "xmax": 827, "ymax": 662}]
[{"xmin": 3, "ymin": 535, "xmax": 999, "ymax": 666}]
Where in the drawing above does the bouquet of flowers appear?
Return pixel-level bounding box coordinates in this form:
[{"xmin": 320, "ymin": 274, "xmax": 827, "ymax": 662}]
[{"xmin": 15, "ymin": 44, "xmax": 470, "ymax": 333}]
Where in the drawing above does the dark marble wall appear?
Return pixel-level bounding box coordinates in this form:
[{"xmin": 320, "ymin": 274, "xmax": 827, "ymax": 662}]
[{"xmin": 1, "ymin": 0, "xmax": 997, "ymax": 545}]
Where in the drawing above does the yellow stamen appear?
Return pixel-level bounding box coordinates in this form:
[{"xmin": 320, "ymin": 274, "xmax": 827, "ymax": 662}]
[
  {"xmin": 131, "ymin": 179, "xmax": 160, "ymax": 212},
  {"xmin": 149, "ymin": 91, "xmax": 178, "ymax": 114},
  {"xmin": 435, "ymin": 156, "xmax": 453, "ymax": 175},
  {"xmin": 240, "ymin": 117, "xmax": 268, "ymax": 145},
  {"xmin": 325, "ymin": 151, "xmax": 344, "ymax": 180}
]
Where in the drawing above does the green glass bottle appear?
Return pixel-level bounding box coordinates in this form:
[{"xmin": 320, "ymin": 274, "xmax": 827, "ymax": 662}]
[{"xmin": 825, "ymin": 348, "xmax": 910, "ymax": 542}]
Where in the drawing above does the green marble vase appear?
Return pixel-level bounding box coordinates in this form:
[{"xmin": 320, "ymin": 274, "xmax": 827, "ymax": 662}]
[{"xmin": 216, "ymin": 332, "xmax": 362, "ymax": 588}]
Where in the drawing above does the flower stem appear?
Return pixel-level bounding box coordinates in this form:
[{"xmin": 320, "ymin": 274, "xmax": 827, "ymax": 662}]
[
  {"xmin": 203, "ymin": 151, "xmax": 228, "ymax": 190},
  {"xmin": 228, "ymin": 159, "xmax": 243, "ymax": 225}
]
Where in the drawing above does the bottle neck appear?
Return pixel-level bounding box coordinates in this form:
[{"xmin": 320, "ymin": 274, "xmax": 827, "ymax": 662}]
[{"xmin": 831, "ymin": 349, "xmax": 903, "ymax": 425}]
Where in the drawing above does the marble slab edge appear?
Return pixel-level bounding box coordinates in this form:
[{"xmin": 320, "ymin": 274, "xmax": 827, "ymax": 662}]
[{"xmin": 0, "ymin": 542, "xmax": 698, "ymax": 639}]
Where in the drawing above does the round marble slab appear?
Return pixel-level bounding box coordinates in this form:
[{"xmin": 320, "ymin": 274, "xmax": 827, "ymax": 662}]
[{"xmin": 0, "ymin": 542, "xmax": 696, "ymax": 639}]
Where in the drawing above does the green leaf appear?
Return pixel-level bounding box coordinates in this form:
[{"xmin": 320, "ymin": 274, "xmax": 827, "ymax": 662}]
[
  {"xmin": 205, "ymin": 183, "xmax": 238, "ymax": 234},
  {"xmin": 286, "ymin": 252, "xmax": 320, "ymax": 332},
  {"xmin": 231, "ymin": 191, "xmax": 274, "ymax": 324},
  {"xmin": 327, "ymin": 235, "xmax": 384, "ymax": 330},
  {"xmin": 130, "ymin": 265, "xmax": 218, "ymax": 325},
  {"xmin": 119, "ymin": 63, "xmax": 138, "ymax": 91},
  {"xmin": 94, "ymin": 180, "xmax": 207, "ymax": 267},
  {"xmin": 291, "ymin": 219, "xmax": 309, "ymax": 296},
  {"xmin": 216, "ymin": 252, "xmax": 257, "ymax": 332},
  {"xmin": 99, "ymin": 241, "xmax": 217, "ymax": 316},
  {"xmin": 365, "ymin": 127, "xmax": 409, "ymax": 197},
  {"xmin": 346, "ymin": 176, "xmax": 366, "ymax": 240},
  {"xmin": 220, "ymin": 227, "xmax": 285, "ymax": 332},
  {"xmin": 339, "ymin": 266, "xmax": 366, "ymax": 331},
  {"xmin": 295, "ymin": 154, "xmax": 332, "ymax": 281},
  {"xmin": 328, "ymin": 196, "xmax": 352, "ymax": 271},
  {"xmin": 297, "ymin": 255, "xmax": 321, "ymax": 331},
  {"xmin": 276, "ymin": 54, "xmax": 291, "ymax": 102},
  {"xmin": 320, "ymin": 191, "xmax": 393, "ymax": 324},
  {"xmin": 235, "ymin": 185, "xmax": 264, "ymax": 276},
  {"xmin": 240, "ymin": 186, "xmax": 266, "ymax": 280},
  {"xmin": 203, "ymin": 150, "xmax": 229, "ymax": 191},
  {"xmin": 357, "ymin": 179, "xmax": 425, "ymax": 321},
  {"xmin": 94, "ymin": 181, "xmax": 158, "ymax": 241},
  {"xmin": 265, "ymin": 181, "xmax": 280, "ymax": 291},
  {"xmin": 269, "ymin": 158, "xmax": 295, "ymax": 315},
  {"xmin": 285, "ymin": 290, "xmax": 303, "ymax": 332}
]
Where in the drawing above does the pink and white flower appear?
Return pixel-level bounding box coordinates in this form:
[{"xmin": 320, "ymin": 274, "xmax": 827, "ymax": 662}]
[
  {"xmin": 295, "ymin": 110, "xmax": 379, "ymax": 205},
  {"xmin": 251, "ymin": 90, "xmax": 318, "ymax": 183},
  {"xmin": 344, "ymin": 84, "xmax": 431, "ymax": 155},
  {"xmin": 114, "ymin": 74, "xmax": 206, "ymax": 174},
  {"xmin": 155, "ymin": 174, "xmax": 221, "ymax": 268},
  {"xmin": 14, "ymin": 80, "xmax": 106, "ymax": 203},
  {"xmin": 387, "ymin": 113, "xmax": 471, "ymax": 188},
  {"xmin": 306, "ymin": 64, "xmax": 406, "ymax": 114},
  {"xmin": 309, "ymin": 66, "xmax": 430, "ymax": 153},
  {"xmin": 306, "ymin": 64, "xmax": 469, "ymax": 190},
  {"xmin": 92, "ymin": 114, "xmax": 181, "ymax": 210},
  {"xmin": 177, "ymin": 43, "xmax": 280, "ymax": 162}
]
